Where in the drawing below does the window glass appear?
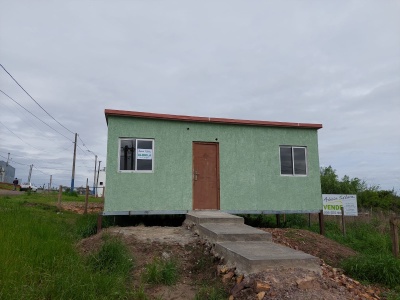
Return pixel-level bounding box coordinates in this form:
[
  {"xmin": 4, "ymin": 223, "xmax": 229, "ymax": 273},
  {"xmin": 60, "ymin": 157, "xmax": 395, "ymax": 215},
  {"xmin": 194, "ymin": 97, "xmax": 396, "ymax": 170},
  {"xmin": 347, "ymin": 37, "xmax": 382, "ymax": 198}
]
[
  {"xmin": 280, "ymin": 147, "xmax": 293, "ymax": 175},
  {"xmin": 119, "ymin": 138, "xmax": 154, "ymax": 172},
  {"xmin": 120, "ymin": 139, "xmax": 136, "ymax": 170},
  {"xmin": 280, "ymin": 146, "xmax": 307, "ymax": 176},
  {"xmin": 293, "ymin": 147, "xmax": 307, "ymax": 175}
]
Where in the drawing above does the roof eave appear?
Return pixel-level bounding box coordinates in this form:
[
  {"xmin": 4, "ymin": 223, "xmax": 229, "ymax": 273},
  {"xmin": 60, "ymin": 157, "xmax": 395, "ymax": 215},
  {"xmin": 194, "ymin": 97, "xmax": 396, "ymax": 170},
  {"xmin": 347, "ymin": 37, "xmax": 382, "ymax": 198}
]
[{"xmin": 104, "ymin": 109, "xmax": 322, "ymax": 129}]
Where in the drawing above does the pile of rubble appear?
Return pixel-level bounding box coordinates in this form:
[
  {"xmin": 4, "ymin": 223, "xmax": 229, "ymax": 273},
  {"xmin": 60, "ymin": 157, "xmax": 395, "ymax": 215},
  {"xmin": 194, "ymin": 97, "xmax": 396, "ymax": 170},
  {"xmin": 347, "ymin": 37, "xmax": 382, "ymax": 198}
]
[{"xmin": 218, "ymin": 261, "xmax": 384, "ymax": 300}]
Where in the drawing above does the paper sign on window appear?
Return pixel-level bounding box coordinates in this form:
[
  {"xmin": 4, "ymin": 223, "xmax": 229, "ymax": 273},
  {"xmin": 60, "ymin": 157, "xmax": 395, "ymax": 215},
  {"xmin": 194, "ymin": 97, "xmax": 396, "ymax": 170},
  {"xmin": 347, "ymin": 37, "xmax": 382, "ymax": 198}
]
[{"xmin": 137, "ymin": 149, "xmax": 153, "ymax": 160}]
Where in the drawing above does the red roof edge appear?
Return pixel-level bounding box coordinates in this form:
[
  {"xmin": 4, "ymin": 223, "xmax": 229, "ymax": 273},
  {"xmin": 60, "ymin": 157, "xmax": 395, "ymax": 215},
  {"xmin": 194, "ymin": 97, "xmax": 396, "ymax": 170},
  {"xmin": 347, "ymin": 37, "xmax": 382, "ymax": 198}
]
[{"xmin": 104, "ymin": 109, "xmax": 322, "ymax": 129}]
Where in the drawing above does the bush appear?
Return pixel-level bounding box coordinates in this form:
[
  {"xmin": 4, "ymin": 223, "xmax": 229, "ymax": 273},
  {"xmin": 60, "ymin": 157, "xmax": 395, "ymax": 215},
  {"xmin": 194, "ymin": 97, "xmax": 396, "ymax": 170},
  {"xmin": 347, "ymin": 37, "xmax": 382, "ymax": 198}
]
[
  {"xmin": 143, "ymin": 258, "xmax": 178, "ymax": 285},
  {"xmin": 341, "ymin": 254, "xmax": 400, "ymax": 288}
]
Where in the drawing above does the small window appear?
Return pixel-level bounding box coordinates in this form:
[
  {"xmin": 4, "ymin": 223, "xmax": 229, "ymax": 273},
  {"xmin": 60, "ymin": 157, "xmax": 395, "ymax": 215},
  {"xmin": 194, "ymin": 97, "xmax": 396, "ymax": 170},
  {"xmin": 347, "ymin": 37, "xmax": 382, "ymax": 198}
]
[
  {"xmin": 280, "ymin": 146, "xmax": 307, "ymax": 176},
  {"xmin": 119, "ymin": 138, "xmax": 154, "ymax": 172}
]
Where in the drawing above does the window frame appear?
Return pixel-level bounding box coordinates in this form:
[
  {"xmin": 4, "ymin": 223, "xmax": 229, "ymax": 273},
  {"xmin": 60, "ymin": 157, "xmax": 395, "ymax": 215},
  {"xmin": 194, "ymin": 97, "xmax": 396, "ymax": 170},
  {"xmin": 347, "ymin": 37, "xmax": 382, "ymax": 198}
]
[
  {"xmin": 118, "ymin": 138, "xmax": 154, "ymax": 173},
  {"xmin": 279, "ymin": 146, "xmax": 308, "ymax": 176}
]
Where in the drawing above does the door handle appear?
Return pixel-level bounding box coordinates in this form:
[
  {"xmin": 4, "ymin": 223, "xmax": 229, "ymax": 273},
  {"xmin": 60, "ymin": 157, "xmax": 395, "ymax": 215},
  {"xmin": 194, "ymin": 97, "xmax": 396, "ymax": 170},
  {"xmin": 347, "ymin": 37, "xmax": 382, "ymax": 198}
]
[{"xmin": 194, "ymin": 171, "xmax": 199, "ymax": 181}]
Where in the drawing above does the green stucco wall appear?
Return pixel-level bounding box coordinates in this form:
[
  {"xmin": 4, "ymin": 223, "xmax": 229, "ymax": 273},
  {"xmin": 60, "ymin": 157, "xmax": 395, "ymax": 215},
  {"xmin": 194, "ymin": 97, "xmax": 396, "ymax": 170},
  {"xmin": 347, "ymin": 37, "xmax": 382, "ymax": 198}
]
[{"xmin": 104, "ymin": 116, "xmax": 322, "ymax": 214}]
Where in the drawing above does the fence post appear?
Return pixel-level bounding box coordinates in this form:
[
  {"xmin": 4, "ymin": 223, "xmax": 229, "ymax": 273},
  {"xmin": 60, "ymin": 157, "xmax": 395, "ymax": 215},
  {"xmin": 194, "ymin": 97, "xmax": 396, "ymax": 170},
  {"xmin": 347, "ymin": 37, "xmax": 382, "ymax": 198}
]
[
  {"xmin": 57, "ymin": 185, "xmax": 62, "ymax": 209},
  {"xmin": 319, "ymin": 210, "xmax": 325, "ymax": 235},
  {"xmin": 97, "ymin": 214, "xmax": 103, "ymax": 232},
  {"xmin": 276, "ymin": 214, "xmax": 281, "ymax": 227},
  {"xmin": 390, "ymin": 214, "xmax": 399, "ymax": 258},
  {"xmin": 341, "ymin": 207, "xmax": 346, "ymax": 236},
  {"xmin": 84, "ymin": 185, "xmax": 89, "ymax": 215}
]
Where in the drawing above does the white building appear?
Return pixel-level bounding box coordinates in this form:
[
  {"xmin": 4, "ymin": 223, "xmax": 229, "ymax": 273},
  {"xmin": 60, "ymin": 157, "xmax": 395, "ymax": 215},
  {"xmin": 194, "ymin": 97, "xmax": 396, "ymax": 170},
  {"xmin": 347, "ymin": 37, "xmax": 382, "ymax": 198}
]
[{"xmin": 96, "ymin": 168, "xmax": 106, "ymax": 197}]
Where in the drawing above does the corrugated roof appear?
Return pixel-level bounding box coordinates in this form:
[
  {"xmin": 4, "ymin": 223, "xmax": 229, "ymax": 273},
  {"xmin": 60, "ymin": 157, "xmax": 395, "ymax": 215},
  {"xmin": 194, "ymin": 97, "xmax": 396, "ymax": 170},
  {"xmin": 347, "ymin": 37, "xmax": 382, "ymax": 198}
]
[{"xmin": 105, "ymin": 109, "xmax": 323, "ymax": 129}]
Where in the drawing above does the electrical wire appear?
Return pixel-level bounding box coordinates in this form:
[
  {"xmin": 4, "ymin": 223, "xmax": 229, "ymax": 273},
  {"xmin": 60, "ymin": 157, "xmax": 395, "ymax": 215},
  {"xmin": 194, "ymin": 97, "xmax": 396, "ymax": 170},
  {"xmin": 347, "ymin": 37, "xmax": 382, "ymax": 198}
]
[
  {"xmin": 0, "ymin": 121, "xmax": 44, "ymax": 151},
  {"xmin": 0, "ymin": 89, "xmax": 73, "ymax": 142},
  {"xmin": 0, "ymin": 64, "xmax": 75, "ymax": 135}
]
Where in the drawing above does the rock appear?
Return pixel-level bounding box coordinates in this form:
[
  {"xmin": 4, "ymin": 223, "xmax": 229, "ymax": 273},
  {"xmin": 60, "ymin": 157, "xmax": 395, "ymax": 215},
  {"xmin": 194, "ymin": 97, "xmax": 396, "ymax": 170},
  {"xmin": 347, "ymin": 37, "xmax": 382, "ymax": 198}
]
[
  {"xmin": 296, "ymin": 276, "xmax": 318, "ymax": 290},
  {"xmin": 240, "ymin": 288, "xmax": 253, "ymax": 298},
  {"xmin": 218, "ymin": 265, "xmax": 228, "ymax": 274},
  {"xmin": 161, "ymin": 251, "xmax": 170, "ymax": 260},
  {"xmin": 231, "ymin": 281, "xmax": 246, "ymax": 297},
  {"xmin": 236, "ymin": 274, "xmax": 244, "ymax": 284},
  {"xmin": 254, "ymin": 281, "xmax": 271, "ymax": 292},
  {"xmin": 242, "ymin": 277, "xmax": 255, "ymax": 288},
  {"xmin": 257, "ymin": 291, "xmax": 266, "ymax": 299},
  {"xmin": 228, "ymin": 295, "xmax": 234, "ymax": 300},
  {"xmin": 222, "ymin": 271, "xmax": 235, "ymax": 283}
]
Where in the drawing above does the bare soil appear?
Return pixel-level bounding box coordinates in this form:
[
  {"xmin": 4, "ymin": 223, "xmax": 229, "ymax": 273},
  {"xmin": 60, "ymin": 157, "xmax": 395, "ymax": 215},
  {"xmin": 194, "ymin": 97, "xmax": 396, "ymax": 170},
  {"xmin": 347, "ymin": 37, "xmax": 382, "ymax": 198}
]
[{"xmin": 77, "ymin": 224, "xmax": 387, "ymax": 300}]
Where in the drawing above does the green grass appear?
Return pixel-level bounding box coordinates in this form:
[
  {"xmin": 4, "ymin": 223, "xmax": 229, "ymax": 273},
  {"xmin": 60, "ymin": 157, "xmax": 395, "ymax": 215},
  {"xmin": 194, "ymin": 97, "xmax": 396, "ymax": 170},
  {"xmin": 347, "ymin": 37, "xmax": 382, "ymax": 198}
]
[
  {"xmin": 142, "ymin": 258, "xmax": 179, "ymax": 285},
  {"xmin": 88, "ymin": 235, "xmax": 133, "ymax": 275},
  {"xmin": 194, "ymin": 285, "xmax": 227, "ymax": 300},
  {"xmin": 341, "ymin": 254, "xmax": 400, "ymax": 288},
  {"xmin": 0, "ymin": 195, "xmax": 132, "ymax": 299}
]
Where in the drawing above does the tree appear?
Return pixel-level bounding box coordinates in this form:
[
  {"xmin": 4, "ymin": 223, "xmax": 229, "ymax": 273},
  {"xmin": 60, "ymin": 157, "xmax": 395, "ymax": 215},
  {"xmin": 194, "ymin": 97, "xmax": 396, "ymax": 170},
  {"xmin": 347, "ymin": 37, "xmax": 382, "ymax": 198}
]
[{"xmin": 320, "ymin": 166, "xmax": 399, "ymax": 211}]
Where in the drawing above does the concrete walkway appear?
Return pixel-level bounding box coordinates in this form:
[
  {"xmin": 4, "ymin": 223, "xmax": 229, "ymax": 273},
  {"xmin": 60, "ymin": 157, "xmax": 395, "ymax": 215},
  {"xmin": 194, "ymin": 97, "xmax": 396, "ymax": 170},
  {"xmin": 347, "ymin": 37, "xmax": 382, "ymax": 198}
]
[{"xmin": 186, "ymin": 211, "xmax": 320, "ymax": 275}]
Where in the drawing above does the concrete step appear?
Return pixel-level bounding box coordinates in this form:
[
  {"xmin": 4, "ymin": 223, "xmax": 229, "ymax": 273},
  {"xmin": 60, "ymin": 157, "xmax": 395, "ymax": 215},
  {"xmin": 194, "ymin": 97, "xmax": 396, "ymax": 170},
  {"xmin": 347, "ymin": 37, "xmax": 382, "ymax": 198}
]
[
  {"xmin": 215, "ymin": 241, "xmax": 321, "ymax": 275},
  {"xmin": 198, "ymin": 223, "xmax": 272, "ymax": 242},
  {"xmin": 186, "ymin": 211, "xmax": 244, "ymax": 225},
  {"xmin": 185, "ymin": 211, "xmax": 321, "ymax": 275}
]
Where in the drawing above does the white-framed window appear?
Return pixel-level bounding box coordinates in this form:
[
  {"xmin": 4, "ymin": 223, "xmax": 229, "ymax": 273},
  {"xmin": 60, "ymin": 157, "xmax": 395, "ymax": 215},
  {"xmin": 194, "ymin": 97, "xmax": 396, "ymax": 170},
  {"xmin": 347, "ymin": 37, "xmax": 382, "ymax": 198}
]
[
  {"xmin": 119, "ymin": 138, "xmax": 154, "ymax": 172},
  {"xmin": 279, "ymin": 146, "xmax": 307, "ymax": 176}
]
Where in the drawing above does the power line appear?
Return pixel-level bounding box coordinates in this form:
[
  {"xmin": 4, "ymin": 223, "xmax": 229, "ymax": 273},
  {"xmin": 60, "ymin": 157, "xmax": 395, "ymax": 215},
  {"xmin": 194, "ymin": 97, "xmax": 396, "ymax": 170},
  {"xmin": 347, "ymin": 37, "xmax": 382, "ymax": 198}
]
[
  {"xmin": 0, "ymin": 89, "xmax": 74, "ymax": 142},
  {"xmin": 0, "ymin": 121, "xmax": 44, "ymax": 151},
  {"xmin": 1, "ymin": 96, "xmax": 47, "ymax": 135},
  {"xmin": 0, "ymin": 63, "xmax": 74, "ymax": 135}
]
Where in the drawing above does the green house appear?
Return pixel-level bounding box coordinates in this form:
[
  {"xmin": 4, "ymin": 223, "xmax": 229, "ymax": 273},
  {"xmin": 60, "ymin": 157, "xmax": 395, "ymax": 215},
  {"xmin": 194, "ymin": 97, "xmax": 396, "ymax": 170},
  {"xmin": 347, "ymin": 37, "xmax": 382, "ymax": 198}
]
[{"xmin": 104, "ymin": 109, "xmax": 323, "ymax": 216}]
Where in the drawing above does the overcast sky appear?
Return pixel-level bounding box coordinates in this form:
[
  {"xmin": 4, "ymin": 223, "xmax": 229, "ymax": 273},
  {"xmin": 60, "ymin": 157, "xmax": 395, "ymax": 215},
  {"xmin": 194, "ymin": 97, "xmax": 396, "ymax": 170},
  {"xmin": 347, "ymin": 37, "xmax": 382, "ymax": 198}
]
[{"xmin": 0, "ymin": 0, "xmax": 399, "ymax": 192}]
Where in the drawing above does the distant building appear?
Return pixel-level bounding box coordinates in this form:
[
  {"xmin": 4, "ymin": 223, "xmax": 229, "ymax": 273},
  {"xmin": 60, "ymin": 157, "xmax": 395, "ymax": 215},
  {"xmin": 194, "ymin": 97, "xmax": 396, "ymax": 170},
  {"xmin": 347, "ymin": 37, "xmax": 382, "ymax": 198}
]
[
  {"xmin": 0, "ymin": 161, "xmax": 16, "ymax": 184},
  {"xmin": 96, "ymin": 168, "xmax": 106, "ymax": 197}
]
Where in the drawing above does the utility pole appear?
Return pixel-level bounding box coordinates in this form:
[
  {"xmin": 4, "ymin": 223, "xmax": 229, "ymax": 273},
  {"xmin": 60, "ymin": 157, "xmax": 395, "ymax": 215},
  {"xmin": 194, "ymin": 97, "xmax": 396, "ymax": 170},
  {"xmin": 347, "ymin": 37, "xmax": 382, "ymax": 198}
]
[
  {"xmin": 96, "ymin": 160, "xmax": 101, "ymax": 197},
  {"xmin": 93, "ymin": 155, "xmax": 97, "ymax": 195},
  {"xmin": 70, "ymin": 133, "xmax": 77, "ymax": 193},
  {"xmin": 28, "ymin": 164, "xmax": 33, "ymax": 184}
]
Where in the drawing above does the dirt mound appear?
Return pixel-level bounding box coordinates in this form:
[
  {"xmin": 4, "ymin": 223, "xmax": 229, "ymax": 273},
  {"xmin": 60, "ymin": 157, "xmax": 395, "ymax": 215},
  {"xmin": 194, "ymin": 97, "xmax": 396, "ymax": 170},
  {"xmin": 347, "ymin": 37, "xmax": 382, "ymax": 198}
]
[
  {"xmin": 262, "ymin": 228, "xmax": 358, "ymax": 266},
  {"xmin": 76, "ymin": 225, "xmax": 386, "ymax": 300}
]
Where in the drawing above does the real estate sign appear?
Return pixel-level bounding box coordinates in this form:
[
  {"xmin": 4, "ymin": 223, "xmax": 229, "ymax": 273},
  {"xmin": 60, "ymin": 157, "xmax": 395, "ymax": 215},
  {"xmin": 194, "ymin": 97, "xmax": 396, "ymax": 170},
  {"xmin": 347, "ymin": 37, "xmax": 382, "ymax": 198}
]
[
  {"xmin": 137, "ymin": 149, "xmax": 153, "ymax": 160},
  {"xmin": 322, "ymin": 194, "xmax": 358, "ymax": 216}
]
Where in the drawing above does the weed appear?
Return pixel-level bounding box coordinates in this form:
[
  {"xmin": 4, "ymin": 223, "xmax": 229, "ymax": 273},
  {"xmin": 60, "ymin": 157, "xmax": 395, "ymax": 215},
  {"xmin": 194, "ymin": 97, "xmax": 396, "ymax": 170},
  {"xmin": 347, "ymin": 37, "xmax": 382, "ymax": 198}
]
[
  {"xmin": 143, "ymin": 258, "xmax": 179, "ymax": 285},
  {"xmin": 76, "ymin": 214, "xmax": 114, "ymax": 238},
  {"xmin": 193, "ymin": 256, "xmax": 215, "ymax": 273},
  {"xmin": 76, "ymin": 214, "xmax": 99, "ymax": 237},
  {"xmin": 88, "ymin": 236, "xmax": 133, "ymax": 275},
  {"xmin": 341, "ymin": 254, "xmax": 400, "ymax": 288},
  {"xmin": 194, "ymin": 285, "xmax": 227, "ymax": 300},
  {"xmin": 129, "ymin": 285, "xmax": 148, "ymax": 300}
]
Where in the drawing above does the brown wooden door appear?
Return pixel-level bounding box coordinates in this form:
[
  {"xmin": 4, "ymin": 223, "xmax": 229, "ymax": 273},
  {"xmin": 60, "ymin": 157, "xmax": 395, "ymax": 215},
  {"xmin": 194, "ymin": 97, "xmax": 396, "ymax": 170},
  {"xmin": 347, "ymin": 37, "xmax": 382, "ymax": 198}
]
[{"xmin": 192, "ymin": 142, "xmax": 220, "ymax": 210}]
